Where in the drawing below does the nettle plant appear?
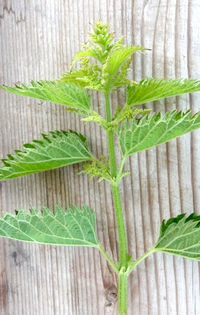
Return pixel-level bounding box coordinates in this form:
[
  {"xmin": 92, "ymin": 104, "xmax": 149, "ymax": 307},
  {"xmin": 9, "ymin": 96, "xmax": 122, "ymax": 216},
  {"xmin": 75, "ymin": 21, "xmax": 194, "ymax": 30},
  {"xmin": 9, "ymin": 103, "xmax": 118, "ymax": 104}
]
[{"xmin": 1, "ymin": 22, "xmax": 200, "ymax": 314}]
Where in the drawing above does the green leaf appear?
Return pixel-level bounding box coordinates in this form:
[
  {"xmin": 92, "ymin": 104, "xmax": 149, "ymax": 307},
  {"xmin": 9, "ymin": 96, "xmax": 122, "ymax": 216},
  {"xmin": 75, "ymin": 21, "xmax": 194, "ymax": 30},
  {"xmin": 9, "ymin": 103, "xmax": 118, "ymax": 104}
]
[
  {"xmin": 0, "ymin": 130, "xmax": 93, "ymax": 181},
  {"xmin": 118, "ymin": 110, "xmax": 200, "ymax": 157},
  {"xmin": 155, "ymin": 213, "xmax": 200, "ymax": 260},
  {"xmin": 103, "ymin": 45, "xmax": 145, "ymax": 77},
  {"xmin": 0, "ymin": 81, "xmax": 91, "ymax": 113},
  {"xmin": 108, "ymin": 57, "xmax": 135, "ymax": 90},
  {"xmin": 73, "ymin": 21, "xmax": 116, "ymax": 65},
  {"xmin": 126, "ymin": 78, "xmax": 200, "ymax": 106},
  {"xmin": 0, "ymin": 205, "xmax": 99, "ymax": 247},
  {"xmin": 60, "ymin": 61, "xmax": 103, "ymax": 91},
  {"xmin": 72, "ymin": 48, "xmax": 103, "ymax": 65}
]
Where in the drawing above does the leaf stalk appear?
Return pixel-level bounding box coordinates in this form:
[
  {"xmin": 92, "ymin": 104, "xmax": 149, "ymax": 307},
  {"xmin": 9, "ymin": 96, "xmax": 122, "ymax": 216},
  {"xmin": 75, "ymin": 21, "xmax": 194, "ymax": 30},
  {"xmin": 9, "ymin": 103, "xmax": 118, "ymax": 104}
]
[
  {"xmin": 98, "ymin": 245, "xmax": 119, "ymax": 274},
  {"xmin": 127, "ymin": 248, "xmax": 156, "ymax": 275}
]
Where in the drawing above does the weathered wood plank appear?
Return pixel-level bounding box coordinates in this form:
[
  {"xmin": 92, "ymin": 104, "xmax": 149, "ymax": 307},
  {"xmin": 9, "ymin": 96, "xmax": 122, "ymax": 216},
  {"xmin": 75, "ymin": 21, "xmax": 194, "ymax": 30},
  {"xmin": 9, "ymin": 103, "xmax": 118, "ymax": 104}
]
[{"xmin": 0, "ymin": 0, "xmax": 200, "ymax": 314}]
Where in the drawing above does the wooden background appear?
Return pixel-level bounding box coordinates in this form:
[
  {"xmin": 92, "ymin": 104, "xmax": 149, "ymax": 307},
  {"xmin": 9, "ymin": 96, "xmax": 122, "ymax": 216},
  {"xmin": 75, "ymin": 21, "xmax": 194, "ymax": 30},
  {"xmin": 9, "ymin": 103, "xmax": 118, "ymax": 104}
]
[{"xmin": 0, "ymin": 0, "xmax": 200, "ymax": 314}]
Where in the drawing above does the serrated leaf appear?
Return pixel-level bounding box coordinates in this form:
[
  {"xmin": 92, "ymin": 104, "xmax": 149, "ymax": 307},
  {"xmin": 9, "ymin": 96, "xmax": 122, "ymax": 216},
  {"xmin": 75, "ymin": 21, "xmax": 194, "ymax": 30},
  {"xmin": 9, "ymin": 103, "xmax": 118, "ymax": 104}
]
[
  {"xmin": 155, "ymin": 213, "xmax": 200, "ymax": 260},
  {"xmin": 60, "ymin": 63, "xmax": 103, "ymax": 91},
  {"xmin": 104, "ymin": 45, "xmax": 145, "ymax": 77},
  {"xmin": 0, "ymin": 81, "xmax": 91, "ymax": 112},
  {"xmin": 0, "ymin": 205, "xmax": 99, "ymax": 247},
  {"xmin": 118, "ymin": 110, "xmax": 200, "ymax": 156},
  {"xmin": 126, "ymin": 78, "xmax": 200, "ymax": 106},
  {"xmin": 0, "ymin": 130, "xmax": 93, "ymax": 181},
  {"xmin": 72, "ymin": 48, "xmax": 103, "ymax": 65}
]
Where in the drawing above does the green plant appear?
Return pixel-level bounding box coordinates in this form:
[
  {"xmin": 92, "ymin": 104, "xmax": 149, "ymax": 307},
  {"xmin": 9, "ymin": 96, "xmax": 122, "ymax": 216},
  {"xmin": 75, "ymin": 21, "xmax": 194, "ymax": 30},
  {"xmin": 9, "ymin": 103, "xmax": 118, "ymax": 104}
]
[{"xmin": 1, "ymin": 22, "xmax": 200, "ymax": 314}]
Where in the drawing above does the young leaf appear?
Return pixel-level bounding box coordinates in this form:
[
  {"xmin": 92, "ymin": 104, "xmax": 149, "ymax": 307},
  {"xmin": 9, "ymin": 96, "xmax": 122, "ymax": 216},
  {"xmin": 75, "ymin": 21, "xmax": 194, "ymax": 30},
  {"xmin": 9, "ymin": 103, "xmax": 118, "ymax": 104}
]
[
  {"xmin": 103, "ymin": 45, "xmax": 145, "ymax": 77},
  {"xmin": 72, "ymin": 21, "xmax": 118, "ymax": 66},
  {"xmin": 60, "ymin": 61, "xmax": 103, "ymax": 91},
  {"xmin": 155, "ymin": 213, "xmax": 200, "ymax": 260},
  {"xmin": 108, "ymin": 57, "xmax": 135, "ymax": 90},
  {"xmin": 0, "ymin": 205, "xmax": 99, "ymax": 247},
  {"xmin": 118, "ymin": 110, "xmax": 200, "ymax": 157},
  {"xmin": 0, "ymin": 130, "xmax": 93, "ymax": 181},
  {"xmin": 126, "ymin": 78, "xmax": 200, "ymax": 106},
  {"xmin": 102, "ymin": 46, "xmax": 146, "ymax": 90},
  {"xmin": 0, "ymin": 81, "xmax": 91, "ymax": 113},
  {"xmin": 72, "ymin": 47, "xmax": 103, "ymax": 66},
  {"xmin": 61, "ymin": 22, "xmax": 146, "ymax": 91}
]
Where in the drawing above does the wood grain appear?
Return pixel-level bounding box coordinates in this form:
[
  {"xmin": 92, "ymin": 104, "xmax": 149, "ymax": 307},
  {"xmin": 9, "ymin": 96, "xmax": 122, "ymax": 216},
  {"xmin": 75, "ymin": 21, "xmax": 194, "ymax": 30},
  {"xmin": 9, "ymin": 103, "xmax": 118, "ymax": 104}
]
[{"xmin": 0, "ymin": 0, "xmax": 200, "ymax": 314}]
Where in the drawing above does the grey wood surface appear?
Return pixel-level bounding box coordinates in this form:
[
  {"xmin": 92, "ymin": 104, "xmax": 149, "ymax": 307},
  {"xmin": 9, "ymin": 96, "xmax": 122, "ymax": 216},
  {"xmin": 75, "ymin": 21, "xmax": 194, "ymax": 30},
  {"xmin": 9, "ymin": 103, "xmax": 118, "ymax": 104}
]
[{"xmin": 0, "ymin": 0, "xmax": 200, "ymax": 314}]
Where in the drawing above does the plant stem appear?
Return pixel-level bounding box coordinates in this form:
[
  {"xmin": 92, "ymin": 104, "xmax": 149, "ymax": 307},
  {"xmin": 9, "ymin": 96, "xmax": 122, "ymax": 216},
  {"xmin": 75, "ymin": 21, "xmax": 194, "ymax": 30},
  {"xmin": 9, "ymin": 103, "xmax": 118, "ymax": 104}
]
[
  {"xmin": 118, "ymin": 270, "xmax": 128, "ymax": 315},
  {"xmin": 104, "ymin": 91, "xmax": 128, "ymax": 266},
  {"xmin": 104, "ymin": 90, "xmax": 128, "ymax": 314},
  {"xmin": 111, "ymin": 184, "xmax": 128, "ymax": 266},
  {"xmin": 104, "ymin": 91, "xmax": 117, "ymax": 177}
]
